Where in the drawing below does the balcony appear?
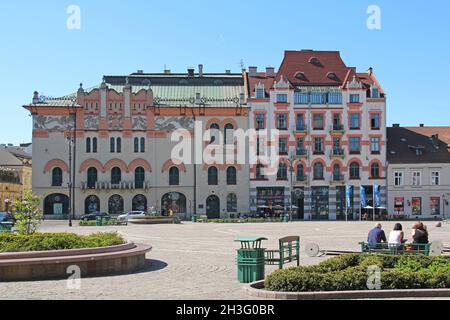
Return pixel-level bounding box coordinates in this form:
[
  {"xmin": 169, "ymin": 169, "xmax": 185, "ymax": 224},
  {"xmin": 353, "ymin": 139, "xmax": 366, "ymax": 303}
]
[
  {"xmin": 293, "ymin": 174, "xmax": 308, "ymax": 186},
  {"xmin": 330, "ymin": 124, "xmax": 345, "ymax": 134},
  {"xmin": 331, "ymin": 174, "xmax": 345, "ymax": 185},
  {"xmin": 295, "ymin": 124, "xmax": 308, "ymax": 134},
  {"xmin": 81, "ymin": 180, "xmax": 151, "ymax": 191},
  {"xmin": 295, "ymin": 148, "xmax": 308, "ymax": 158},
  {"xmin": 330, "ymin": 148, "xmax": 345, "ymax": 158}
]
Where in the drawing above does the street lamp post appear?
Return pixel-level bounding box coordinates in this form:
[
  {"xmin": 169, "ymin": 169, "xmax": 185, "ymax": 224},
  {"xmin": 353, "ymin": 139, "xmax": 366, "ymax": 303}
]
[{"xmin": 289, "ymin": 151, "xmax": 296, "ymax": 222}]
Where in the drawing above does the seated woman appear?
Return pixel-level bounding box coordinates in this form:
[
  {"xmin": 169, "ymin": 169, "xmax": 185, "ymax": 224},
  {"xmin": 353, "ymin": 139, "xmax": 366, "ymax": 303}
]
[
  {"xmin": 388, "ymin": 223, "xmax": 407, "ymax": 252},
  {"xmin": 412, "ymin": 221, "xmax": 429, "ymax": 251}
]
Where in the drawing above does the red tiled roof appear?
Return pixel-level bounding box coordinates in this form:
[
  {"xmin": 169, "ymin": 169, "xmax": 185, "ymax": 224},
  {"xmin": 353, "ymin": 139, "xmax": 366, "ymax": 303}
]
[
  {"xmin": 248, "ymin": 72, "xmax": 275, "ymax": 97},
  {"xmin": 275, "ymin": 50, "xmax": 353, "ymax": 86},
  {"xmin": 405, "ymin": 127, "xmax": 450, "ymax": 145}
]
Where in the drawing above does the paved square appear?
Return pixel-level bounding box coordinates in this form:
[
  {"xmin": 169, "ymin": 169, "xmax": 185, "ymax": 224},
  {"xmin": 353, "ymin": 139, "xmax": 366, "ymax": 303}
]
[{"xmin": 0, "ymin": 221, "xmax": 449, "ymax": 300}]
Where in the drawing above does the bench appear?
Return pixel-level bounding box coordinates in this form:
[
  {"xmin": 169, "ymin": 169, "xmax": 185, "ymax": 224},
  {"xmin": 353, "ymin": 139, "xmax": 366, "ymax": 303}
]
[
  {"xmin": 197, "ymin": 215, "xmax": 208, "ymax": 223},
  {"xmin": 265, "ymin": 236, "xmax": 300, "ymax": 269},
  {"xmin": 359, "ymin": 242, "xmax": 431, "ymax": 256}
]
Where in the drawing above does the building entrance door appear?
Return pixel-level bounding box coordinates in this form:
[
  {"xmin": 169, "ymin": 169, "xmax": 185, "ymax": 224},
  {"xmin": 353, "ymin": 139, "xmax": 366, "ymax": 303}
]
[{"xmin": 206, "ymin": 195, "xmax": 220, "ymax": 219}]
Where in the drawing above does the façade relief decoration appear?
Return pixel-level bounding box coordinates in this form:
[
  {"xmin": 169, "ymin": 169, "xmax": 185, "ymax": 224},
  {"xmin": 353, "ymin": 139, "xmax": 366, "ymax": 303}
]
[
  {"xmin": 132, "ymin": 116, "xmax": 147, "ymax": 130},
  {"xmin": 108, "ymin": 114, "xmax": 123, "ymax": 130},
  {"xmin": 154, "ymin": 116, "xmax": 195, "ymax": 131},
  {"xmin": 33, "ymin": 115, "xmax": 75, "ymax": 131},
  {"xmin": 84, "ymin": 116, "xmax": 100, "ymax": 130}
]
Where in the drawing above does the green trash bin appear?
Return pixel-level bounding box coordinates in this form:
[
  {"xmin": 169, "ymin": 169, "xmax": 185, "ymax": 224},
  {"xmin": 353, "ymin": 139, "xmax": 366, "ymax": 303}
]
[
  {"xmin": 191, "ymin": 215, "xmax": 197, "ymax": 223},
  {"xmin": 235, "ymin": 237, "xmax": 268, "ymax": 283},
  {"xmin": 283, "ymin": 214, "xmax": 290, "ymax": 223},
  {"xmin": 96, "ymin": 216, "xmax": 102, "ymax": 226}
]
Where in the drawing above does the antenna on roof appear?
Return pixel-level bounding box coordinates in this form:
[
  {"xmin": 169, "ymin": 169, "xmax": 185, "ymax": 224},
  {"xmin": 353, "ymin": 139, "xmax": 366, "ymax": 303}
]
[{"xmin": 239, "ymin": 59, "xmax": 245, "ymax": 70}]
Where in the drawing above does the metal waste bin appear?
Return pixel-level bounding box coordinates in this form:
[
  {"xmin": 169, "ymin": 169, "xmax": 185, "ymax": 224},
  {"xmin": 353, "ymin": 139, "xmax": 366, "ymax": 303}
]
[
  {"xmin": 191, "ymin": 215, "xmax": 197, "ymax": 223},
  {"xmin": 96, "ymin": 216, "xmax": 102, "ymax": 226},
  {"xmin": 283, "ymin": 214, "xmax": 290, "ymax": 223},
  {"xmin": 235, "ymin": 237, "xmax": 267, "ymax": 283}
]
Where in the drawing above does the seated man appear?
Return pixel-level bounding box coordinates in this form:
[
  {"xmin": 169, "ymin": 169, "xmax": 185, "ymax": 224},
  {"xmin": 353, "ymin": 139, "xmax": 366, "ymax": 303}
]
[{"xmin": 367, "ymin": 223, "xmax": 387, "ymax": 249}]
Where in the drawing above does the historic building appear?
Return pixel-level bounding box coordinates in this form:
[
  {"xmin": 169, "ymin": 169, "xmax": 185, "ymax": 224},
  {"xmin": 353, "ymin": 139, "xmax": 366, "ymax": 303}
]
[
  {"xmin": 247, "ymin": 50, "xmax": 387, "ymax": 220},
  {"xmin": 387, "ymin": 125, "xmax": 450, "ymax": 219},
  {"xmin": 24, "ymin": 67, "xmax": 250, "ymax": 219},
  {"xmin": 0, "ymin": 147, "xmax": 32, "ymax": 211}
]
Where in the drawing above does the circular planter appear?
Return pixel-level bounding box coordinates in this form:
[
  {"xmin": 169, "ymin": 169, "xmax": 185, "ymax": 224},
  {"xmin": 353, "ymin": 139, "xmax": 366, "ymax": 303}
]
[
  {"xmin": 128, "ymin": 217, "xmax": 175, "ymax": 225},
  {"xmin": 245, "ymin": 281, "xmax": 450, "ymax": 300},
  {"xmin": 0, "ymin": 242, "xmax": 152, "ymax": 282}
]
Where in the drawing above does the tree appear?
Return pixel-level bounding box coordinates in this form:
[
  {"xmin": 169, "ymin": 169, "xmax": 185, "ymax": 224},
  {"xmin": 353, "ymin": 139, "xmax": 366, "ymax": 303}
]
[{"xmin": 12, "ymin": 190, "xmax": 43, "ymax": 235}]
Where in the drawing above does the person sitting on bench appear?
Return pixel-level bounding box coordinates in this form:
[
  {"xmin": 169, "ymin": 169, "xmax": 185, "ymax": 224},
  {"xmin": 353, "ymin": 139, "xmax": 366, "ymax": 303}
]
[
  {"xmin": 388, "ymin": 223, "xmax": 407, "ymax": 251},
  {"xmin": 412, "ymin": 221, "xmax": 429, "ymax": 245},
  {"xmin": 367, "ymin": 223, "xmax": 387, "ymax": 249}
]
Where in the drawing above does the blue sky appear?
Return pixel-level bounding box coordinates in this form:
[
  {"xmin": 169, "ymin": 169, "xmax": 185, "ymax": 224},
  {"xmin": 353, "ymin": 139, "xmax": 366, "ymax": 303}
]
[{"xmin": 0, "ymin": 0, "xmax": 449, "ymax": 145}]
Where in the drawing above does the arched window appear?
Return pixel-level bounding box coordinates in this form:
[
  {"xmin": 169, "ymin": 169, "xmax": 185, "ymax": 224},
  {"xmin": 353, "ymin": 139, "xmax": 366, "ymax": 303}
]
[
  {"xmin": 227, "ymin": 193, "xmax": 237, "ymax": 213},
  {"xmin": 134, "ymin": 138, "xmax": 139, "ymax": 153},
  {"xmin": 169, "ymin": 167, "xmax": 180, "ymax": 186},
  {"xmin": 333, "ymin": 164, "xmax": 341, "ymax": 181},
  {"xmin": 371, "ymin": 163, "xmax": 380, "ymax": 178},
  {"xmin": 208, "ymin": 166, "xmax": 218, "ymax": 185},
  {"xmin": 135, "ymin": 167, "xmax": 145, "ymax": 189},
  {"xmin": 92, "ymin": 138, "xmax": 97, "ymax": 153},
  {"xmin": 111, "ymin": 167, "xmax": 122, "ymax": 185},
  {"xmin": 87, "ymin": 167, "xmax": 98, "ymax": 189},
  {"xmin": 86, "ymin": 137, "xmax": 91, "ymax": 153},
  {"xmin": 224, "ymin": 123, "xmax": 234, "ymax": 145},
  {"xmin": 313, "ymin": 163, "xmax": 324, "ymax": 180},
  {"xmin": 277, "ymin": 163, "xmax": 288, "ymax": 180},
  {"xmin": 349, "ymin": 162, "xmax": 360, "ymax": 179},
  {"xmin": 256, "ymin": 164, "xmax": 265, "ymax": 180},
  {"xmin": 108, "ymin": 195, "xmax": 124, "ymax": 215},
  {"xmin": 132, "ymin": 195, "xmax": 147, "ymax": 211},
  {"xmin": 140, "ymin": 138, "xmax": 146, "ymax": 153},
  {"xmin": 44, "ymin": 194, "xmax": 69, "ymax": 215},
  {"xmin": 227, "ymin": 166, "xmax": 237, "ymax": 185},
  {"xmin": 210, "ymin": 124, "xmax": 220, "ymax": 145},
  {"xmin": 51, "ymin": 168, "xmax": 63, "ymax": 187},
  {"xmin": 116, "ymin": 138, "xmax": 122, "ymax": 153},
  {"xmin": 85, "ymin": 195, "xmax": 100, "ymax": 214},
  {"xmin": 161, "ymin": 192, "xmax": 187, "ymax": 216},
  {"xmin": 110, "ymin": 138, "xmax": 115, "ymax": 153},
  {"xmin": 297, "ymin": 164, "xmax": 305, "ymax": 181}
]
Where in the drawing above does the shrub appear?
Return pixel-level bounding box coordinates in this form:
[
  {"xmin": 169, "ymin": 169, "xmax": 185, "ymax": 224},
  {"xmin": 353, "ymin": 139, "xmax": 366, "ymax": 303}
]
[
  {"xmin": 265, "ymin": 254, "xmax": 450, "ymax": 292},
  {"xmin": 79, "ymin": 219, "xmax": 124, "ymax": 226},
  {"xmin": 0, "ymin": 232, "xmax": 125, "ymax": 252}
]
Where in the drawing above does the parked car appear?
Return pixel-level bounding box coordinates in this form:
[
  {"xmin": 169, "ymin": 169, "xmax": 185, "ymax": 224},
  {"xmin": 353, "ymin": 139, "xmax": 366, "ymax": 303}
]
[
  {"xmin": 0, "ymin": 212, "xmax": 15, "ymax": 224},
  {"xmin": 80, "ymin": 211, "xmax": 110, "ymax": 221},
  {"xmin": 118, "ymin": 211, "xmax": 146, "ymax": 221}
]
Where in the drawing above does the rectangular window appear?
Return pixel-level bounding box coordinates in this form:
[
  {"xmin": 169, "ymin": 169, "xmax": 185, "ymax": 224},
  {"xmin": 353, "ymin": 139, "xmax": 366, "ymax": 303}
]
[
  {"xmin": 278, "ymin": 138, "xmax": 288, "ymax": 154},
  {"xmin": 412, "ymin": 197, "xmax": 422, "ymax": 215},
  {"xmin": 394, "ymin": 171, "xmax": 404, "ymax": 186},
  {"xmin": 431, "ymin": 171, "xmax": 440, "ymax": 185},
  {"xmin": 313, "ymin": 114, "xmax": 324, "ymax": 130},
  {"xmin": 332, "ymin": 114, "xmax": 342, "ymax": 130},
  {"xmin": 296, "ymin": 114, "xmax": 305, "ymax": 131},
  {"xmin": 256, "ymin": 88, "xmax": 265, "ymax": 99},
  {"xmin": 412, "ymin": 171, "xmax": 422, "ymax": 186},
  {"xmin": 349, "ymin": 113, "xmax": 360, "ymax": 129},
  {"xmin": 371, "ymin": 137, "xmax": 380, "ymax": 153},
  {"xmin": 394, "ymin": 197, "xmax": 405, "ymax": 215},
  {"xmin": 314, "ymin": 138, "xmax": 324, "ymax": 154},
  {"xmin": 296, "ymin": 138, "xmax": 305, "ymax": 155},
  {"xmin": 294, "ymin": 92, "xmax": 309, "ymax": 104},
  {"xmin": 371, "ymin": 114, "xmax": 380, "ymax": 129},
  {"xmin": 255, "ymin": 114, "xmax": 265, "ymax": 130},
  {"xmin": 371, "ymin": 88, "xmax": 380, "ymax": 98},
  {"xmin": 311, "ymin": 92, "xmax": 327, "ymax": 104},
  {"xmin": 328, "ymin": 92, "xmax": 343, "ymax": 104},
  {"xmin": 277, "ymin": 114, "xmax": 287, "ymax": 130},
  {"xmin": 349, "ymin": 137, "xmax": 361, "ymax": 153},
  {"xmin": 276, "ymin": 94, "xmax": 288, "ymax": 103},
  {"xmin": 349, "ymin": 94, "xmax": 360, "ymax": 103},
  {"xmin": 430, "ymin": 197, "xmax": 441, "ymax": 215}
]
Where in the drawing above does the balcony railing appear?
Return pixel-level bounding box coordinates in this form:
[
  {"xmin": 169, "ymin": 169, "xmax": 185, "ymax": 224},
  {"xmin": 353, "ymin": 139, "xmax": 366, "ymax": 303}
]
[
  {"xmin": 81, "ymin": 180, "xmax": 151, "ymax": 191},
  {"xmin": 295, "ymin": 124, "xmax": 308, "ymax": 133},
  {"xmin": 331, "ymin": 174, "xmax": 345, "ymax": 185},
  {"xmin": 330, "ymin": 148, "xmax": 345, "ymax": 158},
  {"xmin": 295, "ymin": 148, "xmax": 308, "ymax": 157},
  {"xmin": 330, "ymin": 124, "xmax": 345, "ymax": 133},
  {"xmin": 294, "ymin": 174, "xmax": 308, "ymax": 185}
]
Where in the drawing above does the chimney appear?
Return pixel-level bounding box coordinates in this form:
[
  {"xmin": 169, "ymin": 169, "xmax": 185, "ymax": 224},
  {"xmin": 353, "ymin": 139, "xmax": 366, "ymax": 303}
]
[
  {"xmin": 225, "ymin": 70, "xmax": 231, "ymax": 74},
  {"xmin": 368, "ymin": 67, "xmax": 373, "ymax": 75},
  {"xmin": 198, "ymin": 64, "xmax": 204, "ymax": 77},
  {"xmin": 188, "ymin": 68, "xmax": 195, "ymax": 77},
  {"xmin": 420, "ymin": 124, "xmax": 424, "ymax": 127},
  {"xmin": 393, "ymin": 124, "xmax": 400, "ymax": 128},
  {"xmin": 164, "ymin": 69, "xmax": 171, "ymax": 74},
  {"xmin": 32, "ymin": 91, "xmax": 39, "ymax": 104},
  {"xmin": 266, "ymin": 67, "xmax": 275, "ymax": 77},
  {"xmin": 137, "ymin": 70, "xmax": 144, "ymax": 74},
  {"xmin": 249, "ymin": 66, "xmax": 257, "ymax": 77}
]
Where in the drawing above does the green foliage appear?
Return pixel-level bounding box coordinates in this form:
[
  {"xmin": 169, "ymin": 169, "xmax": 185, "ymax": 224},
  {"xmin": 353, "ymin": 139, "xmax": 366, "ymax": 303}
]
[
  {"xmin": 79, "ymin": 219, "xmax": 124, "ymax": 226},
  {"xmin": 12, "ymin": 190, "xmax": 42, "ymax": 235},
  {"xmin": 0, "ymin": 232, "xmax": 125, "ymax": 252},
  {"xmin": 265, "ymin": 254, "xmax": 450, "ymax": 292}
]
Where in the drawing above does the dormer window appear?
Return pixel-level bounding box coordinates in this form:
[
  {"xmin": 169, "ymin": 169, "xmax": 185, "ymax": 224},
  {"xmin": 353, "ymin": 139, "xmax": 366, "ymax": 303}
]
[
  {"xmin": 295, "ymin": 72, "xmax": 307, "ymax": 81},
  {"xmin": 256, "ymin": 88, "xmax": 265, "ymax": 99},
  {"xmin": 327, "ymin": 72, "xmax": 339, "ymax": 81},
  {"xmin": 309, "ymin": 57, "xmax": 321, "ymax": 65},
  {"xmin": 371, "ymin": 87, "xmax": 380, "ymax": 98}
]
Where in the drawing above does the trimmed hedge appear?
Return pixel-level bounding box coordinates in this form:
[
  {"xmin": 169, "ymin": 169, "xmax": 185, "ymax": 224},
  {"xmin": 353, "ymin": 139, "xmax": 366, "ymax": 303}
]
[
  {"xmin": 207, "ymin": 218, "xmax": 284, "ymax": 224},
  {"xmin": 0, "ymin": 232, "xmax": 125, "ymax": 252},
  {"xmin": 265, "ymin": 254, "xmax": 450, "ymax": 292},
  {"xmin": 79, "ymin": 219, "xmax": 124, "ymax": 226}
]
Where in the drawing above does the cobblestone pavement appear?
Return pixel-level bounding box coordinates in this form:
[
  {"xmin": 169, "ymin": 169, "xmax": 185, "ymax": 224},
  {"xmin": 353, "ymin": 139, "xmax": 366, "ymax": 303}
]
[{"xmin": 1, "ymin": 221, "xmax": 449, "ymax": 300}]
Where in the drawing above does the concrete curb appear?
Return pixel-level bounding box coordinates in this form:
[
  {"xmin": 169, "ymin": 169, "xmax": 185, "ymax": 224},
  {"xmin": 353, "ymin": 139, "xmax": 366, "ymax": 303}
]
[{"xmin": 245, "ymin": 281, "xmax": 450, "ymax": 300}]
